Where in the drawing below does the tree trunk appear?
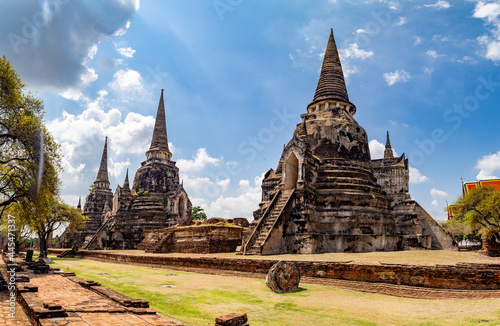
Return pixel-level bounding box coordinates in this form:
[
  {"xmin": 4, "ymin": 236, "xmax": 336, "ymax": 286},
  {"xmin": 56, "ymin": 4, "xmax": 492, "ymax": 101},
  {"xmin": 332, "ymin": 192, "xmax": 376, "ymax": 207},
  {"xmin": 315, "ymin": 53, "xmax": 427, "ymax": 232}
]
[
  {"xmin": 39, "ymin": 232, "xmax": 48, "ymax": 258},
  {"xmin": 14, "ymin": 240, "xmax": 21, "ymax": 255}
]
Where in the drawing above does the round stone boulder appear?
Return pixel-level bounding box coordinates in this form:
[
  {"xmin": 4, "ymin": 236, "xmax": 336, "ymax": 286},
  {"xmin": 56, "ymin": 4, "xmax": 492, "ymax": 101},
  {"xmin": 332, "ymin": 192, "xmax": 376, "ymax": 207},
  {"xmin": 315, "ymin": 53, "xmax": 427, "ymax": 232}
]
[{"xmin": 266, "ymin": 261, "xmax": 300, "ymax": 293}]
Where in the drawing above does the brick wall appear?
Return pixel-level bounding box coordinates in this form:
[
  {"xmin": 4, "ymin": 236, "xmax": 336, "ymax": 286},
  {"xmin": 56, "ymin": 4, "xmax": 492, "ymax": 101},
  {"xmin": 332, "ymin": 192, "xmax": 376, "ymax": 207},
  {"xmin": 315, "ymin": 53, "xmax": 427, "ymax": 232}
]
[{"xmin": 48, "ymin": 250, "xmax": 500, "ymax": 291}]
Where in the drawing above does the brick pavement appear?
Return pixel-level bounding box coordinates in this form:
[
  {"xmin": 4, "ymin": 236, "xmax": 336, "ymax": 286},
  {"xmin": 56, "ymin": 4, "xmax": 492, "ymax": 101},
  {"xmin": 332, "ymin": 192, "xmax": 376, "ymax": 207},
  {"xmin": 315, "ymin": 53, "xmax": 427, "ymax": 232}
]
[
  {"xmin": 19, "ymin": 272, "xmax": 186, "ymax": 325},
  {"xmin": 1, "ymin": 254, "xmax": 185, "ymax": 326},
  {"xmin": 0, "ymin": 257, "xmax": 31, "ymax": 326}
]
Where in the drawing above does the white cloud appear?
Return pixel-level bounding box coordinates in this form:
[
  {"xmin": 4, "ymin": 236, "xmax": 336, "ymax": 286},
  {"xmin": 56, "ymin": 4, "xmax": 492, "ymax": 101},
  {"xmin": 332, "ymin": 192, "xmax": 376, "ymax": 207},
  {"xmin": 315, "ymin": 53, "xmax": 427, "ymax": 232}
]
[
  {"xmin": 429, "ymin": 187, "xmax": 448, "ymax": 220},
  {"xmin": 117, "ymin": 47, "xmax": 136, "ymax": 58},
  {"xmin": 396, "ymin": 17, "xmax": 406, "ymax": 26},
  {"xmin": 48, "ymin": 107, "xmax": 156, "ymax": 160},
  {"xmin": 473, "ymin": 1, "xmax": 500, "ymax": 62},
  {"xmin": 59, "ymin": 142, "xmax": 86, "ymax": 182},
  {"xmin": 426, "ymin": 50, "xmax": 443, "ymax": 58},
  {"xmin": 478, "ymin": 35, "xmax": 500, "ymax": 61},
  {"xmin": 414, "ymin": 36, "xmax": 423, "ymax": 46},
  {"xmin": 177, "ymin": 148, "xmax": 222, "ymax": 172},
  {"xmin": 109, "ymin": 69, "xmax": 144, "ymax": 92},
  {"xmin": 409, "ymin": 167, "xmax": 429, "ymax": 184},
  {"xmin": 109, "ymin": 158, "xmax": 131, "ymax": 179},
  {"xmin": 430, "ymin": 188, "xmax": 448, "ymax": 198},
  {"xmin": 203, "ymin": 177, "xmax": 263, "ymax": 219},
  {"xmin": 457, "ymin": 56, "xmax": 477, "ymax": 64},
  {"xmin": 369, "ymin": 140, "xmax": 385, "ymax": 159},
  {"xmin": 475, "ymin": 150, "xmax": 500, "ymax": 180},
  {"xmin": 183, "ymin": 176, "xmax": 213, "ymax": 191},
  {"xmin": 424, "ymin": 1, "xmax": 451, "ymax": 10},
  {"xmin": 369, "ymin": 139, "xmax": 398, "ymax": 159},
  {"xmin": 217, "ymin": 178, "xmax": 231, "ymax": 191},
  {"xmin": 0, "ymin": 1, "xmax": 139, "ymax": 96},
  {"xmin": 339, "ymin": 43, "xmax": 374, "ymax": 60},
  {"xmin": 383, "ymin": 69, "xmax": 411, "ymax": 86},
  {"xmin": 473, "ymin": 1, "xmax": 500, "ymax": 23}
]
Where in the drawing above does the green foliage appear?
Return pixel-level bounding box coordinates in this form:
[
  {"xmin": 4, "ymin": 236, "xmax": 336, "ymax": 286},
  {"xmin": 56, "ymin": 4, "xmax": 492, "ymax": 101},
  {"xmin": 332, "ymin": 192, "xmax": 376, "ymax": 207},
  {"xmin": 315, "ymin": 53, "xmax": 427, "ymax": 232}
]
[
  {"xmin": 440, "ymin": 214, "xmax": 481, "ymax": 243},
  {"xmin": 163, "ymin": 195, "xmax": 169, "ymax": 205},
  {"xmin": 191, "ymin": 206, "xmax": 207, "ymax": 220},
  {"xmin": 453, "ymin": 186, "xmax": 500, "ymax": 244},
  {"xmin": 0, "ymin": 54, "xmax": 53, "ymax": 218},
  {"xmin": 134, "ymin": 188, "xmax": 149, "ymax": 198},
  {"xmin": 0, "ymin": 204, "xmax": 33, "ymax": 253},
  {"xmin": 89, "ymin": 184, "xmax": 95, "ymax": 193}
]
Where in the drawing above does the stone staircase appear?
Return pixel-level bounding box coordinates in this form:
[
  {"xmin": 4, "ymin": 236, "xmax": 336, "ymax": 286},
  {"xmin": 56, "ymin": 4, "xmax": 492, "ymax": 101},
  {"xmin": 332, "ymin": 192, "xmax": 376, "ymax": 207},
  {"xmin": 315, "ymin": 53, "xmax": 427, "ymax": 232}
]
[
  {"xmin": 82, "ymin": 219, "xmax": 114, "ymax": 249},
  {"xmin": 244, "ymin": 188, "xmax": 295, "ymax": 255}
]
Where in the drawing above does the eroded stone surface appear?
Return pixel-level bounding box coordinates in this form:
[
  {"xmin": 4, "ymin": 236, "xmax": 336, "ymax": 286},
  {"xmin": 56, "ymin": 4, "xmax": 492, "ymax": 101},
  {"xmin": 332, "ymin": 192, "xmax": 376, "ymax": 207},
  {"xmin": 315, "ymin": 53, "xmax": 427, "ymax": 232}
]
[
  {"xmin": 215, "ymin": 312, "xmax": 248, "ymax": 326},
  {"xmin": 266, "ymin": 261, "xmax": 300, "ymax": 294},
  {"xmin": 139, "ymin": 217, "xmax": 248, "ymax": 253},
  {"xmin": 242, "ymin": 29, "xmax": 455, "ymax": 255}
]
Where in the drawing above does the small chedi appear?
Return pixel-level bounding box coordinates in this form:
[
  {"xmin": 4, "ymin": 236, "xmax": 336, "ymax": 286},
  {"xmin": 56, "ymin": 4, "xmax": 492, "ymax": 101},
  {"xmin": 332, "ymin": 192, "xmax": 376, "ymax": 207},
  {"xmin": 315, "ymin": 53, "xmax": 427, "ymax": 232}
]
[
  {"xmin": 138, "ymin": 217, "xmax": 249, "ymax": 253},
  {"xmin": 58, "ymin": 90, "xmax": 192, "ymax": 250},
  {"xmin": 242, "ymin": 29, "xmax": 455, "ymax": 255}
]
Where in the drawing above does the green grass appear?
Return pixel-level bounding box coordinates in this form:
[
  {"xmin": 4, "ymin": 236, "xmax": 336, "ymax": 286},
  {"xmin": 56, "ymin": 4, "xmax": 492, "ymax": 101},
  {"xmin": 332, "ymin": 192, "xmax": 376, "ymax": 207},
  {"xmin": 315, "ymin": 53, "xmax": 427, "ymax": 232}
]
[{"xmin": 48, "ymin": 256, "xmax": 500, "ymax": 326}]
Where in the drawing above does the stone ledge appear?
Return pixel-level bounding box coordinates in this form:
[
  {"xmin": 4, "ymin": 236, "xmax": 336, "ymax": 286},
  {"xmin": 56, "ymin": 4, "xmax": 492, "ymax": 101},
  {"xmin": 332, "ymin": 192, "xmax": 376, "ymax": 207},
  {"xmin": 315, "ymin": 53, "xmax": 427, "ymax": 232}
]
[{"xmin": 53, "ymin": 249, "xmax": 500, "ymax": 291}]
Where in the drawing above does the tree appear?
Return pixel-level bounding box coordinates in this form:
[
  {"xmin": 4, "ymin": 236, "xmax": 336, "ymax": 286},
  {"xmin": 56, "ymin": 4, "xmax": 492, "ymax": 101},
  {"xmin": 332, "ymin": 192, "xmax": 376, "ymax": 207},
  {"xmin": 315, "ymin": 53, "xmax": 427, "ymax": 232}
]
[
  {"xmin": 440, "ymin": 213, "xmax": 481, "ymax": 244},
  {"xmin": 0, "ymin": 203, "xmax": 33, "ymax": 254},
  {"xmin": 192, "ymin": 206, "xmax": 207, "ymax": 220},
  {"xmin": 0, "ymin": 54, "xmax": 47, "ymax": 219},
  {"xmin": 454, "ymin": 186, "xmax": 500, "ymax": 244}
]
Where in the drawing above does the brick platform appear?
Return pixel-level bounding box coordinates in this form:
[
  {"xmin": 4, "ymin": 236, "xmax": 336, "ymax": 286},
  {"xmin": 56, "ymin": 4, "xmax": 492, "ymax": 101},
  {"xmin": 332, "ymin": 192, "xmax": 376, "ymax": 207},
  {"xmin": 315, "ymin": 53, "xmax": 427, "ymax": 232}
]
[
  {"xmin": 17, "ymin": 272, "xmax": 186, "ymax": 325},
  {"xmin": 55, "ymin": 249, "xmax": 500, "ymax": 291},
  {"xmin": 0, "ymin": 258, "xmax": 31, "ymax": 325},
  {"xmin": 1, "ymin": 252, "xmax": 186, "ymax": 326}
]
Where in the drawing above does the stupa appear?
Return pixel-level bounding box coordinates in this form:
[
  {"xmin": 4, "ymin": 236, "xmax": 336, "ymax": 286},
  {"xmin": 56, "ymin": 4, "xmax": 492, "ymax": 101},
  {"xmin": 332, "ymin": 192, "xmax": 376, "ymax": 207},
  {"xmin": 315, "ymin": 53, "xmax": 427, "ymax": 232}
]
[{"xmin": 242, "ymin": 29, "xmax": 454, "ymax": 255}]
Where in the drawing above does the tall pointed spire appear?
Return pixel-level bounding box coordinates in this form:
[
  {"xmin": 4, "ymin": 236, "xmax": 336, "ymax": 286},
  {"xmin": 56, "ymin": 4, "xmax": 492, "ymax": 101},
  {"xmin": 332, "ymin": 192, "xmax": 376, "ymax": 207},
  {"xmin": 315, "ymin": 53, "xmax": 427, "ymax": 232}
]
[
  {"xmin": 123, "ymin": 169, "xmax": 130, "ymax": 190},
  {"xmin": 149, "ymin": 89, "xmax": 170, "ymax": 153},
  {"xmin": 94, "ymin": 137, "xmax": 110, "ymax": 188},
  {"xmin": 311, "ymin": 29, "xmax": 350, "ymax": 105},
  {"xmin": 384, "ymin": 131, "xmax": 394, "ymax": 160},
  {"xmin": 77, "ymin": 196, "xmax": 82, "ymax": 211}
]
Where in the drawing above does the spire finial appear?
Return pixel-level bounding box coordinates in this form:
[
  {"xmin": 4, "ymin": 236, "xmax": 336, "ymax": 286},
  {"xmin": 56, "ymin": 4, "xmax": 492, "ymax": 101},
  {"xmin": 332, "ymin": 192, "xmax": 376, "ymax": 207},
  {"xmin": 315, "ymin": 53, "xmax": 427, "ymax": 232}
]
[
  {"xmin": 77, "ymin": 196, "xmax": 82, "ymax": 210},
  {"xmin": 384, "ymin": 131, "xmax": 394, "ymax": 160},
  {"xmin": 94, "ymin": 137, "xmax": 110, "ymax": 187},
  {"xmin": 148, "ymin": 89, "xmax": 170, "ymax": 155},
  {"xmin": 123, "ymin": 169, "xmax": 130, "ymax": 190},
  {"xmin": 310, "ymin": 29, "xmax": 350, "ymax": 105}
]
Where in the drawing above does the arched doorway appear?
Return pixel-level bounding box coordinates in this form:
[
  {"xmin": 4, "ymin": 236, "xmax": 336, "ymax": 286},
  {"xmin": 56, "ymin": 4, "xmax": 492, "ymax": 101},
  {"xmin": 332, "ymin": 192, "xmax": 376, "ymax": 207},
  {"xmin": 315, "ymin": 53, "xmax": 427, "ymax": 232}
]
[
  {"xmin": 178, "ymin": 195, "xmax": 186, "ymax": 218},
  {"xmin": 284, "ymin": 153, "xmax": 299, "ymax": 190}
]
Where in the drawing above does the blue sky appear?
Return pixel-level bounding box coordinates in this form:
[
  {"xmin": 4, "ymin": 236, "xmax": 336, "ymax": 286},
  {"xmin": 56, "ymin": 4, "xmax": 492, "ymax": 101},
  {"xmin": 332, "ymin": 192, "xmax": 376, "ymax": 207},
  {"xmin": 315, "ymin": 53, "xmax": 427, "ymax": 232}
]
[{"xmin": 1, "ymin": 0, "xmax": 500, "ymax": 221}]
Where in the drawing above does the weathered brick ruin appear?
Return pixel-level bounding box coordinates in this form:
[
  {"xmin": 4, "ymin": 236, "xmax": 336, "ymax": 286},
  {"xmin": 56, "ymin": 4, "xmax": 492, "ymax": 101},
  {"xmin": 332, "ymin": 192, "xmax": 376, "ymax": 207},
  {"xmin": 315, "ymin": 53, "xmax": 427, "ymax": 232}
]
[
  {"xmin": 56, "ymin": 140, "xmax": 113, "ymax": 248},
  {"xmin": 242, "ymin": 29, "xmax": 455, "ymax": 255},
  {"xmin": 58, "ymin": 90, "xmax": 192, "ymax": 250},
  {"xmin": 138, "ymin": 217, "xmax": 249, "ymax": 253}
]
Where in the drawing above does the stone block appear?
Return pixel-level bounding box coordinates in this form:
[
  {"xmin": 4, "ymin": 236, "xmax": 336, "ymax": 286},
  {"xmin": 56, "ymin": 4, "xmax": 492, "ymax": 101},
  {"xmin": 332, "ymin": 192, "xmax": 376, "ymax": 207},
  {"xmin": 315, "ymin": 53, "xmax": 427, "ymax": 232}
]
[{"xmin": 215, "ymin": 312, "xmax": 248, "ymax": 326}]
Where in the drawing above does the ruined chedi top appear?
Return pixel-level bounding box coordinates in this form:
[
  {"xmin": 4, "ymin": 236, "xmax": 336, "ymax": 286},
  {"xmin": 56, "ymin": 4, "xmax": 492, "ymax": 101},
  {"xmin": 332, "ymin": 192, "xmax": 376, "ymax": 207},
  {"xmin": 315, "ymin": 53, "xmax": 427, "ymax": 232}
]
[
  {"xmin": 145, "ymin": 89, "xmax": 172, "ymax": 162},
  {"xmin": 93, "ymin": 137, "xmax": 111, "ymax": 190},
  {"xmin": 383, "ymin": 131, "xmax": 395, "ymax": 161},
  {"xmin": 132, "ymin": 90, "xmax": 183, "ymax": 194},
  {"xmin": 309, "ymin": 28, "xmax": 356, "ymax": 114}
]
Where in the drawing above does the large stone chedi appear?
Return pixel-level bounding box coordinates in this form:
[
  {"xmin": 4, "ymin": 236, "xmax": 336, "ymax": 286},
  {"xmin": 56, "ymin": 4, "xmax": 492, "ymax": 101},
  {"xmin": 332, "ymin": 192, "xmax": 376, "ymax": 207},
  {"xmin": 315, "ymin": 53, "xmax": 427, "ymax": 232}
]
[
  {"xmin": 242, "ymin": 30, "xmax": 454, "ymax": 255},
  {"xmin": 82, "ymin": 90, "xmax": 192, "ymax": 250}
]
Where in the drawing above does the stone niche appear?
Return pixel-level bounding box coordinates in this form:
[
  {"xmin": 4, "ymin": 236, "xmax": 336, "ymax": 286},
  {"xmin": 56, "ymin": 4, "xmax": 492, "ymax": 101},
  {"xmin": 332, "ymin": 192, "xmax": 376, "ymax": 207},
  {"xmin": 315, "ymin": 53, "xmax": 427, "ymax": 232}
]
[{"xmin": 138, "ymin": 217, "xmax": 249, "ymax": 253}]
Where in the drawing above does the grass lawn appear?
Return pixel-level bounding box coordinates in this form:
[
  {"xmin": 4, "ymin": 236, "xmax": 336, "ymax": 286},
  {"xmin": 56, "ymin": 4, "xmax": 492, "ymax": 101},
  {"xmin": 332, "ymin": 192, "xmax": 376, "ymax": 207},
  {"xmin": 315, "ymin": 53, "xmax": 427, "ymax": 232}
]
[
  {"xmin": 48, "ymin": 255, "xmax": 500, "ymax": 326},
  {"xmin": 75, "ymin": 249, "xmax": 500, "ymax": 265}
]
